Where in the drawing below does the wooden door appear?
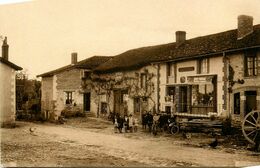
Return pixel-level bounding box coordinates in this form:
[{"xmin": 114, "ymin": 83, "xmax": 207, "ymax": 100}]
[
  {"xmin": 134, "ymin": 98, "xmax": 141, "ymax": 113},
  {"xmin": 245, "ymin": 91, "xmax": 257, "ymax": 115},
  {"xmin": 114, "ymin": 90, "xmax": 122, "ymax": 115},
  {"xmin": 83, "ymin": 92, "xmax": 91, "ymax": 112},
  {"xmin": 179, "ymin": 86, "xmax": 188, "ymax": 112}
]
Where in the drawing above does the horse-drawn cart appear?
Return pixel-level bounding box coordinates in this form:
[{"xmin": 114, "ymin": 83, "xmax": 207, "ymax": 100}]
[
  {"xmin": 170, "ymin": 110, "xmax": 260, "ymax": 148},
  {"xmin": 170, "ymin": 113, "xmax": 223, "ymax": 135}
]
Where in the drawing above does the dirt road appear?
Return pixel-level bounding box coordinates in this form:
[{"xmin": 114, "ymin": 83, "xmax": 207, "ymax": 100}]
[{"xmin": 1, "ymin": 118, "xmax": 260, "ymax": 167}]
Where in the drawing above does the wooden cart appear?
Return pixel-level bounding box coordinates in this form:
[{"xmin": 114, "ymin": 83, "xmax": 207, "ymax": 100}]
[
  {"xmin": 171, "ymin": 110, "xmax": 260, "ymax": 146},
  {"xmin": 170, "ymin": 113, "xmax": 222, "ymax": 134}
]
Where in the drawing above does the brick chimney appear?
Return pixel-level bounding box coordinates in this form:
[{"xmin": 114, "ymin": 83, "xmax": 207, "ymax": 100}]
[
  {"xmin": 237, "ymin": 15, "xmax": 253, "ymax": 40},
  {"xmin": 175, "ymin": 31, "xmax": 186, "ymax": 44},
  {"xmin": 2, "ymin": 36, "xmax": 9, "ymax": 60},
  {"xmin": 71, "ymin": 52, "xmax": 77, "ymax": 64}
]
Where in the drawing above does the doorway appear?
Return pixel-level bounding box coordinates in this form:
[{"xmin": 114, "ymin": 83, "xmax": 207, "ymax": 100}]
[
  {"xmin": 114, "ymin": 90, "xmax": 127, "ymax": 116},
  {"xmin": 134, "ymin": 98, "xmax": 141, "ymax": 114},
  {"xmin": 179, "ymin": 86, "xmax": 188, "ymax": 112},
  {"xmin": 83, "ymin": 92, "xmax": 91, "ymax": 112},
  {"xmin": 245, "ymin": 91, "xmax": 257, "ymax": 115}
]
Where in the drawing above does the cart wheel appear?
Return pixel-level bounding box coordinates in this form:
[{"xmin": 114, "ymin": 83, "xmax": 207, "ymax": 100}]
[
  {"xmin": 242, "ymin": 110, "xmax": 260, "ymax": 145},
  {"xmin": 170, "ymin": 125, "xmax": 179, "ymax": 135}
]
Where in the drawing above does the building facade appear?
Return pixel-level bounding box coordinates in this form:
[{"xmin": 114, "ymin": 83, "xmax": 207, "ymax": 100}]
[
  {"xmin": 0, "ymin": 37, "xmax": 22, "ymax": 126},
  {"xmin": 87, "ymin": 65, "xmax": 158, "ymax": 119},
  {"xmin": 93, "ymin": 15, "xmax": 260, "ymax": 123},
  {"xmin": 37, "ymin": 53, "xmax": 112, "ymax": 120},
  {"xmin": 38, "ymin": 15, "xmax": 260, "ymax": 123}
]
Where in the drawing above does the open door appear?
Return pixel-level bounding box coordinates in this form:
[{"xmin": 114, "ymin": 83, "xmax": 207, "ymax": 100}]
[{"xmin": 245, "ymin": 91, "xmax": 257, "ymax": 116}]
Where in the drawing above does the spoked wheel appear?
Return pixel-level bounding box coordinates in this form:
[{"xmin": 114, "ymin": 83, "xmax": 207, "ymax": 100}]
[
  {"xmin": 242, "ymin": 110, "xmax": 260, "ymax": 145},
  {"xmin": 170, "ymin": 125, "xmax": 180, "ymax": 135}
]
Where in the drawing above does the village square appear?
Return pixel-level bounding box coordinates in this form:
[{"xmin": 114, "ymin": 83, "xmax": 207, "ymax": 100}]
[{"xmin": 1, "ymin": 0, "xmax": 260, "ymax": 167}]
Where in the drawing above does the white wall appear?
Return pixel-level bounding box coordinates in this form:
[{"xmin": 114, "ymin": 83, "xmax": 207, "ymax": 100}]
[
  {"xmin": 0, "ymin": 63, "xmax": 16, "ymax": 125},
  {"xmin": 159, "ymin": 56, "xmax": 225, "ymax": 115}
]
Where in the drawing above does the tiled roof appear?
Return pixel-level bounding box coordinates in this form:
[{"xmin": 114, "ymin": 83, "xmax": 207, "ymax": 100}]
[
  {"xmin": 94, "ymin": 24, "xmax": 260, "ymax": 73},
  {"xmin": 0, "ymin": 57, "xmax": 22, "ymax": 70},
  {"xmin": 37, "ymin": 56, "xmax": 113, "ymax": 77}
]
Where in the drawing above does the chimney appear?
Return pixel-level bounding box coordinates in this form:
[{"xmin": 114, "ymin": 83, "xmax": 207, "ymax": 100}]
[
  {"xmin": 237, "ymin": 15, "xmax": 253, "ymax": 40},
  {"xmin": 71, "ymin": 52, "xmax": 77, "ymax": 64},
  {"xmin": 2, "ymin": 37, "xmax": 9, "ymax": 60},
  {"xmin": 175, "ymin": 31, "xmax": 186, "ymax": 44}
]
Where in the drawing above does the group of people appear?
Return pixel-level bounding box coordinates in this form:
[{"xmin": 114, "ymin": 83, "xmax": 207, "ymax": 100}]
[{"xmin": 113, "ymin": 113, "xmax": 139, "ymax": 133}]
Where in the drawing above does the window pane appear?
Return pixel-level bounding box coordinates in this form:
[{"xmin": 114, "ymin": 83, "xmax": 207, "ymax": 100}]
[
  {"xmin": 199, "ymin": 58, "xmax": 208, "ymax": 74},
  {"xmin": 192, "ymin": 84, "xmax": 214, "ymax": 106}
]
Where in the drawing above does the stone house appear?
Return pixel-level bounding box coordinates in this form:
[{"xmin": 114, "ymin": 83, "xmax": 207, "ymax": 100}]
[
  {"xmin": 92, "ymin": 52, "xmax": 159, "ymax": 118},
  {"xmin": 37, "ymin": 53, "xmax": 112, "ymax": 119},
  {"xmin": 91, "ymin": 15, "xmax": 260, "ymax": 122},
  {"xmin": 38, "ymin": 15, "xmax": 260, "ymax": 123},
  {"xmin": 155, "ymin": 15, "xmax": 260, "ymax": 122},
  {"xmin": 0, "ymin": 37, "xmax": 22, "ymax": 126}
]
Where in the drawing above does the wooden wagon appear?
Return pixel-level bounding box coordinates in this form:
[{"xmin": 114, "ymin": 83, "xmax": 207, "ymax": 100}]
[{"xmin": 171, "ymin": 110, "xmax": 260, "ymax": 146}]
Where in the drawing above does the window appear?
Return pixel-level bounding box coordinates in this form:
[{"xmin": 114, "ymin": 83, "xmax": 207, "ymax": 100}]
[
  {"xmin": 140, "ymin": 73, "xmax": 147, "ymax": 90},
  {"xmin": 165, "ymin": 106, "xmax": 171, "ymax": 114},
  {"xmin": 234, "ymin": 92, "xmax": 240, "ymax": 115},
  {"xmin": 192, "ymin": 84, "xmax": 214, "ymax": 106},
  {"xmin": 245, "ymin": 50, "xmax": 259, "ymax": 76},
  {"xmin": 166, "ymin": 62, "xmax": 172, "ymax": 76},
  {"xmin": 83, "ymin": 71, "xmax": 91, "ymax": 79},
  {"xmin": 198, "ymin": 58, "xmax": 209, "ymax": 74},
  {"xmin": 101, "ymin": 102, "xmax": 107, "ymax": 114},
  {"xmin": 65, "ymin": 92, "xmax": 73, "ymax": 104}
]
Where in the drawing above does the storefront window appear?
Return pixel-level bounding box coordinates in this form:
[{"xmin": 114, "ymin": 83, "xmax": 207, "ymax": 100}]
[{"xmin": 192, "ymin": 84, "xmax": 214, "ymax": 106}]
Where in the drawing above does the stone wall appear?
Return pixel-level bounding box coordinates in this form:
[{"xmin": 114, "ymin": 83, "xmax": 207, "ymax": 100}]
[
  {"xmin": 55, "ymin": 69, "xmax": 83, "ymax": 118},
  {"xmin": 0, "ymin": 63, "xmax": 16, "ymax": 126},
  {"xmin": 88, "ymin": 65, "xmax": 158, "ymax": 119},
  {"xmin": 228, "ymin": 50, "xmax": 260, "ymax": 121},
  {"xmin": 41, "ymin": 68, "xmax": 84, "ymax": 119},
  {"xmin": 41, "ymin": 76, "xmax": 54, "ymax": 119}
]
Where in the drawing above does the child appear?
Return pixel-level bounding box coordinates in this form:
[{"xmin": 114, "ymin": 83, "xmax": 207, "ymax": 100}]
[
  {"xmin": 133, "ymin": 117, "xmax": 138, "ymax": 132},
  {"xmin": 128, "ymin": 114, "xmax": 133, "ymax": 133},
  {"xmin": 114, "ymin": 118, "xmax": 118, "ymax": 133}
]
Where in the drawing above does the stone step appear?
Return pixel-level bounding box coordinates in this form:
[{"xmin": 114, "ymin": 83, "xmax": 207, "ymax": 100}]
[{"xmin": 85, "ymin": 112, "xmax": 96, "ymax": 117}]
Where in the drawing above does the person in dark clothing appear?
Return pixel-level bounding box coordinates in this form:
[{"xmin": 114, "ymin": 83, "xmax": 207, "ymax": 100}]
[
  {"xmin": 124, "ymin": 115, "xmax": 129, "ymax": 133},
  {"xmin": 117, "ymin": 115, "xmax": 124, "ymax": 133},
  {"xmin": 142, "ymin": 111, "xmax": 148, "ymax": 130},
  {"xmin": 147, "ymin": 112, "xmax": 153, "ymax": 133}
]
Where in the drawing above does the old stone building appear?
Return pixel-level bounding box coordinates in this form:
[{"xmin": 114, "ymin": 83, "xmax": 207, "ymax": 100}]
[
  {"xmin": 93, "ymin": 62, "xmax": 158, "ymax": 119},
  {"xmin": 155, "ymin": 15, "xmax": 260, "ymax": 121},
  {"xmin": 38, "ymin": 15, "xmax": 260, "ymax": 123},
  {"xmin": 37, "ymin": 53, "xmax": 112, "ymax": 119},
  {"xmin": 92, "ymin": 15, "xmax": 260, "ymax": 122},
  {"xmin": 0, "ymin": 37, "xmax": 22, "ymax": 126}
]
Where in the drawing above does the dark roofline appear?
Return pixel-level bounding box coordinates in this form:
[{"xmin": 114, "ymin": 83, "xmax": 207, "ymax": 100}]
[
  {"xmin": 37, "ymin": 56, "xmax": 113, "ymax": 78},
  {"xmin": 152, "ymin": 45, "xmax": 260, "ymax": 64},
  {"xmin": 94, "ymin": 24, "xmax": 260, "ymax": 73},
  {"xmin": 37, "ymin": 64, "xmax": 74, "ymax": 77},
  {"xmin": 0, "ymin": 57, "xmax": 22, "ymax": 70}
]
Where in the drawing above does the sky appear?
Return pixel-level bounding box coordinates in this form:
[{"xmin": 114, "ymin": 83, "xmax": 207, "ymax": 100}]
[{"xmin": 0, "ymin": 0, "xmax": 260, "ymax": 79}]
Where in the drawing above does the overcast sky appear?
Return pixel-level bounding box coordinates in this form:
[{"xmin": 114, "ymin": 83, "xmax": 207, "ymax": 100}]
[{"xmin": 1, "ymin": 0, "xmax": 260, "ymax": 79}]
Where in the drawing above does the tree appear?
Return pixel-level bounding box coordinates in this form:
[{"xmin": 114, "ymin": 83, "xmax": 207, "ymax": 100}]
[{"xmin": 16, "ymin": 70, "xmax": 41, "ymax": 119}]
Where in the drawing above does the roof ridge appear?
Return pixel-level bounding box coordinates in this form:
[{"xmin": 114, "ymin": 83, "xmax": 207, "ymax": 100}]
[{"xmin": 37, "ymin": 55, "xmax": 112, "ymax": 77}]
